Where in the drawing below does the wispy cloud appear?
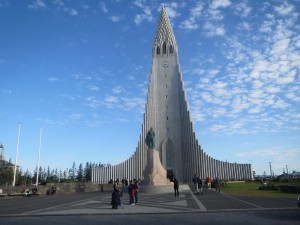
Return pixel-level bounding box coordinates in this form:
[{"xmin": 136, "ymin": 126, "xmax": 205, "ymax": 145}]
[
  {"xmin": 48, "ymin": 77, "xmax": 60, "ymax": 82},
  {"xmin": 179, "ymin": 2, "xmax": 203, "ymax": 30},
  {"xmin": 99, "ymin": 2, "xmax": 108, "ymax": 13},
  {"xmin": 1, "ymin": 89, "xmax": 12, "ymax": 94},
  {"xmin": 28, "ymin": 0, "xmax": 46, "ymax": 9},
  {"xmin": 109, "ymin": 15, "xmax": 123, "ymax": 22},
  {"xmin": 210, "ymin": 0, "xmax": 232, "ymax": 9},
  {"xmin": 133, "ymin": 0, "xmax": 153, "ymax": 25}
]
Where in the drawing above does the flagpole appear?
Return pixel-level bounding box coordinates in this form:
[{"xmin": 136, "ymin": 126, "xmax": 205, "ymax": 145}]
[
  {"xmin": 36, "ymin": 127, "xmax": 42, "ymax": 186},
  {"xmin": 13, "ymin": 123, "xmax": 21, "ymax": 187}
]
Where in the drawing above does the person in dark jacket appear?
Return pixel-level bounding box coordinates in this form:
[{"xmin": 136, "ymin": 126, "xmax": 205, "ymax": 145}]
[
  {"xmin": 173, "ymin": 178, "xmax": 179, "ymax": 197},
  {"xmin": 128, "ymin": 180, "xmax": 135, "ymax": 205},
  {"xmin": 111, "ymin": 189, "xmax": 119, "ymax": 209}
]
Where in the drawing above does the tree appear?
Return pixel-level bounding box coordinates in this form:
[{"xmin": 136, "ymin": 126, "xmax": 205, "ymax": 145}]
[
  {"xmin": 69, "ymin": 162, "xmax": 77, "ymax": 181},
  {"xmin": 77, "ymin": 163, "xmax": 84, "ymax": 182},
  {"xmin": 0, "ymin": 162, "xmax": 13, "ymax": 186}
]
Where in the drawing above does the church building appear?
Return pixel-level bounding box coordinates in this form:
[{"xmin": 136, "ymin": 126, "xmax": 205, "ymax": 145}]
[{"xmin": 92, "ymin": 7, "xmax": 253, "ymax": 183}]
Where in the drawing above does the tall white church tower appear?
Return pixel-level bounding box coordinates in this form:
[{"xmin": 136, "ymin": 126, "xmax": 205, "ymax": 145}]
[
  {"xmin": 92, "ymin": 8, "xmax": 253, "ymax": 183},
  {"xmin": 146, "ymin": 7, "xmax": 190, "ymax": 181}
]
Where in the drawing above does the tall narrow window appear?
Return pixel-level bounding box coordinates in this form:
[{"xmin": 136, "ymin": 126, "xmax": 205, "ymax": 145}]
[
  {"xmin": 156, "ymin": 46, "xmax": 160, "ymax": 55},
  {"xmin": 170, "ymin": 45, "xmax": 173, "ymax": 53},
  {"xmin": 163, "ymin": 42, "xmax": 167, "ymax": 54}
]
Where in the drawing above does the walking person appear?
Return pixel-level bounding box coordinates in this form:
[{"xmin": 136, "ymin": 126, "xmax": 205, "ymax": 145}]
[
  {"xmin": 173, "ymin": 178, "xmax": 179, "ymax": 197},
  {"xmin": 206, "ymin": 176, "xmax": 212, "ymax": 190},
  {"xmin": 215, "ymin": 177, "xmax": 221, "ymax": 193},
  {"xmin": 192, "ymin": 174, "xmax": 199, "ymax": 195},
  {"xmin": 197, "ymin": 177, "xmax": 203, "ymax": 195}
]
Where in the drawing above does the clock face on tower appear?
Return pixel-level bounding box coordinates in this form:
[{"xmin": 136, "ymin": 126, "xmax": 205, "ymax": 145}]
[{"xmin": 162, "ymin": 60, "xmax": 169, "ymax": 68}]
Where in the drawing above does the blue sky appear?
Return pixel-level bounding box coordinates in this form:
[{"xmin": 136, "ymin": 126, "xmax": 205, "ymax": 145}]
[{"xmin": 0, "ymin": 0, "xmax": 299, "ymax": 177}]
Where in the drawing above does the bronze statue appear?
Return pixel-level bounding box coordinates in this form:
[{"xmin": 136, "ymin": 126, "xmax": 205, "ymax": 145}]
[{"xmin": 145, "ymin": 127, "xmax": 155, "ymax": 149}]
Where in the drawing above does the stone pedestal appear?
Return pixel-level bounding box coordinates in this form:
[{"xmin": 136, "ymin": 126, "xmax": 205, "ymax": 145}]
[{"xmin": 141, "ymin": 148, "xmax": 171, "ymax": 186}]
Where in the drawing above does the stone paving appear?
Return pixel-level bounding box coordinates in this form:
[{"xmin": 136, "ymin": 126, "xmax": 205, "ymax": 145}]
[{"xmin": 20, "ymin": 185, "xmax": 297, "ymax": 216}]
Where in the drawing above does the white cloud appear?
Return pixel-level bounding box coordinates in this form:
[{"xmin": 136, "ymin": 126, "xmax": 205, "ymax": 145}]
[
  {"xmin": 234, "ymin": 1, "xmax": 252, "ymax": 18},
  {"xmin": 69, "ymin": 8, "xmax": 78, "ymax": 16},
  {"xmin": 134, "ymin": 12, "xmax": 153, "ymax": 25},
  {"xmin": 204, "ymin": 22, "xmax": 225, "ymax": 36},
  {"xmin": 259, "ymin": 18, "xmax": 275, "ymax": 33},
  {"xmin": 88, "ymin": 85, "xmax": 99, "ymax": 91},
  {"xmin": 210, "ymin": 0, "xmax": 231, "ymax": 9},
  {"xmin": 248, "ymin": 107, "xmax": 261, "ymax": 114},
  {"xmin": 273, "ymin": 99, "xmax": 289, "ymax": 109},
  {"xmin": 270, "ymin": 38, "xmax": 290, "ymax": 55},
  {"xmin": 276, "ymin": 69, "xmax": 296, "ymax": 85},
  {"xmin": 48, "ymin": 77, "xmax": 60, "ymax": 82},
  {"xmin": 209, "ymin": 124, "xmax": 226, "ymax": 131},
  {"xmin": 69, "ymin": 113, "xmax": 82, "ymax": 120},
  {"xmin": 274, "ymin": 1, "xmax": 294, "ymax": 16},
  {"xmin": 99, "ymin": 2, "xmax": 108, "ymax": 13},
  {"xmin": 237, "ymin": 22, "xmax": 252, "ymax": 31},
  {"xmin": 265, "ymin": 86, "xmax": 280, "ymax": 93},
  {"xmin": 212, "ymin": 107, "xmax": 227, "ymax": 118},
  {"xmin": 112, "ymin": 86, "xmax": 123, "ymax": 94},
  {"xmin": 110, "ymin": 15, "xmax": 122, "ymax": 22},
  {"xmin": 236, "ymin": 149, "xmax": 280, "ymax": 157},
  {"xmin": 133, "ymin": 2, "xmax": 153, "ymax": 25},
  {"xmin": 28, "ymin": 0, "xmax": 46, "ymax": 9},
  {"xmin": 105, "ymin": 96, "xmax": 119, "ymax": 103},
  {"xmin": 85, "ymin": 96, "xmax": 101, "ymax": 109},
  {"xmin": 179, "ymin": 2, "xmax": 203, "ymax": 30}
]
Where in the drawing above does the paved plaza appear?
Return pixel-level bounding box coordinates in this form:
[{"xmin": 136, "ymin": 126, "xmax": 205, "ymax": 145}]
[
  {"xmin": 0, "ymin": 186, "xmax": 299, "ymax": 225},
  {"xmin": 0, "ymin": 185, "xmax": 297, "ymax": 217}
]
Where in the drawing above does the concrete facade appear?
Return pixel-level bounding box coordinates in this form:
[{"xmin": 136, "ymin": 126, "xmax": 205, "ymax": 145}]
[{"xmin": 92, "ymin": 8, "xmax": 253, "ymax": 183}]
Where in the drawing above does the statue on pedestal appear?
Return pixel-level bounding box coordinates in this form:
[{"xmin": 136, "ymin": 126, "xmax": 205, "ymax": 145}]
[
  {"xmin": 145, "ymin": 127, "xmax": 155, "ymax": 149},
  {"xmin": 142, "ymin": 128, "xmax": 170, "ymax": 186}
]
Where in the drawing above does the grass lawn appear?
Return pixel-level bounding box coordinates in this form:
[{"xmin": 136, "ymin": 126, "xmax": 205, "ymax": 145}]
[{"xmin": 221, "ymin": 181, "xmax": 299, "ymax": 198}]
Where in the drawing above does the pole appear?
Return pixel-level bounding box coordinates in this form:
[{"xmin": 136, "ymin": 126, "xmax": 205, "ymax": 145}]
[
  {"xmin": 269, "ymin": 162, "xmax": 272, "ymax": 179},
  {"xmin": 36, "ymin": 127, "xmax": 42, "ymax": 186},
  {"xmin": 13, "ymin": 123, "xmax": 21, "ymax": 186}
]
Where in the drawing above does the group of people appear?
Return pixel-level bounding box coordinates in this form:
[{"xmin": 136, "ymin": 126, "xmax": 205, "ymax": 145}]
[
  {"xmin": 192, "ymin": 175, "xmax": 203, "ymax": 195},
  {"xmin": 111, "ymin": 178, "xmax": 139, "ymax": 209},
  {"xmin": 111, "ymin": 175, "xmax": 222, "ymax": 209},
  {"xmin": 192, "ymin": 175, "xmax": 221, "ymax": 194}
]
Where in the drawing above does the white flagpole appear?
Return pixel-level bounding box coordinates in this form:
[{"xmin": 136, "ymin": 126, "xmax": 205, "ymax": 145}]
[
  {"xmin": 13, "ymin": 123, "xmax": 21, "ymax": 187},
  {"xmin": 36, "ymin": 127, "xmax": 42, "ymax": 186}
]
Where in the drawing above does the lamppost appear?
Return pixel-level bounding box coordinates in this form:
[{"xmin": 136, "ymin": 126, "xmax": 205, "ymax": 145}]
[{"xmin": 269, "ymin": 162, "xmax": 273, "ymax": 179}]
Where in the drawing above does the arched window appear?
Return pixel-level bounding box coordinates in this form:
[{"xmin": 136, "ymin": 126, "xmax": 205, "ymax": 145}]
[
  {"xmin": 170, "ymin": 45, "xmax": 173, "ymax": 53},
  {"xmin": 156, "ymin": 46, "xmax": 160, "ymax": 55},
  {"xmin": 163, "ymin": 42, "xmax": 167, "ymax": 54}
]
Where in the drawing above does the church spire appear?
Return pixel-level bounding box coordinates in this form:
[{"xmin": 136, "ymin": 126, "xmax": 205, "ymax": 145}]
[{"xmin": 153, "ymin": 7, "xmax": 177, "ymax": 51}]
